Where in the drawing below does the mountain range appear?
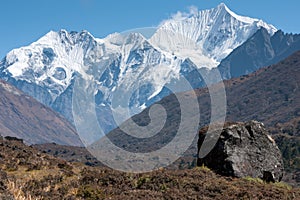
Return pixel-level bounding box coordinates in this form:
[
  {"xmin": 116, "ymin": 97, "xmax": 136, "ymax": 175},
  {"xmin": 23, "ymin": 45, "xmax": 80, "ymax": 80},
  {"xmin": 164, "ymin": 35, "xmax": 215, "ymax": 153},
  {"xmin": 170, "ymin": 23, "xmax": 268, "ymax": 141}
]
[{"xmin": 0, "ymin": 3, "xmax": 290, "ymax": 141}]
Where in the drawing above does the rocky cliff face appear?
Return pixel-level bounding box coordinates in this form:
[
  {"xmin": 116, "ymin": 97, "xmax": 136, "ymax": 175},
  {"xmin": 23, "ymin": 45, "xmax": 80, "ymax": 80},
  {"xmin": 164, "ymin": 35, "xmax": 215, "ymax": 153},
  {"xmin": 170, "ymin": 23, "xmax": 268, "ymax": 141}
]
[{"xmin": 197, "ymin": 121, "xmax": 284, "ymax": 182}]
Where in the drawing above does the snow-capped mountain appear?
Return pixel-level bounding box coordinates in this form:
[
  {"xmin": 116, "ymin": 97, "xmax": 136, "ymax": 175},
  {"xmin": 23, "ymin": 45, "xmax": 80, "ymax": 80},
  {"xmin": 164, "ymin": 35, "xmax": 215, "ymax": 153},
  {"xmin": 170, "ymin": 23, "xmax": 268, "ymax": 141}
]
[
  {"xmin": 150, "ymin": 3, "xmax": 276, "ymax": 69},
  {"xmin": 0, "ymin": 3, "xmax": 277, "ymax": 139},
  {"xmin": 0, "ymin": 29, "xmax": 185, "ymax": 137},
  {"xmin": 2, "ymin": 30, "xmax": 104, "ymax": 101}
]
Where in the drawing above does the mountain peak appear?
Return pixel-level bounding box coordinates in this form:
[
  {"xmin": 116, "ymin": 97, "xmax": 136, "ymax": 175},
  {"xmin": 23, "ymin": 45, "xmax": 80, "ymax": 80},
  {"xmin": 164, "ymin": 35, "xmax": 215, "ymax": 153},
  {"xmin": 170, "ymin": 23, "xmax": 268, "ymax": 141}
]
[
  {"xmin": 57, "ymin": 29, "xmax": 96, "ymax": 44},
  {"xmin": 216, "ymin": 2, "xmax": 229, "ymax": 10},
  {"xmin": 150, "ymin": 4, "xmax": 277, "ymax": 68},
  {"xmin": 216, "ymin": 3, "xmax": 242, "ymax": 18},
  {"xmin": 214, "ymin": 3, "xmax": 256, "ymax": 24},
  {"xmin": 125, "ymin": 32, "xmax": 147, "ymax": 43}
]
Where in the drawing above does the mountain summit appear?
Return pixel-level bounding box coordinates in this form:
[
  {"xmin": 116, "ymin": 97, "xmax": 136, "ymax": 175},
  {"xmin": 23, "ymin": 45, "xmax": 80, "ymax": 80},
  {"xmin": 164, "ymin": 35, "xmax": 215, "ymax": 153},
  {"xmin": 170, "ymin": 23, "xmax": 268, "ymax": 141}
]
[
  {"xmin": 150, "ymin": 3, "xmax": 277, "ymax": 68},
  {"xmin": 0, "ymin": 4, "xmax": 278, "ymax": 139}
]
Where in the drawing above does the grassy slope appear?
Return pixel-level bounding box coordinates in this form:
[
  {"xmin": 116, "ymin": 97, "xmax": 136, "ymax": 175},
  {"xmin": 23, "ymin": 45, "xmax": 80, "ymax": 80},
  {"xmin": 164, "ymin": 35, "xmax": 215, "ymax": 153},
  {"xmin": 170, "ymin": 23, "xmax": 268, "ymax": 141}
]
[{"xmin": 0, "ymin": 136, "xmax": 299, "ymax": 200}]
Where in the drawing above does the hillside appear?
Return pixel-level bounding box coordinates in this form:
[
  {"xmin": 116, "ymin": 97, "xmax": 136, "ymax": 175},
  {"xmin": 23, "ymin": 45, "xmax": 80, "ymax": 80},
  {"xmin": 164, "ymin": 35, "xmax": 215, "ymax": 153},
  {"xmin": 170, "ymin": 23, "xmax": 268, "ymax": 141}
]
[
  {"xmin": 33, "ymin": 50, "xmax": 300, "ymax": 186},
  {"xmin": 0, "ymin": 136, "xmax": 299, "ymax": 199},
  {"xmin": 33, "ymin": 143, "xmax": 102, "ymax": 167},
  {"xmin": 105, "ymin": 50, "xmax": 300, "ymax": 184},
  {"xmin": 0, "ymin": 80, "xmax": 82, "ymax": 146},
  {"xmin": 106, "ymin": 50, "xmax": 300, "ymax": 147}
]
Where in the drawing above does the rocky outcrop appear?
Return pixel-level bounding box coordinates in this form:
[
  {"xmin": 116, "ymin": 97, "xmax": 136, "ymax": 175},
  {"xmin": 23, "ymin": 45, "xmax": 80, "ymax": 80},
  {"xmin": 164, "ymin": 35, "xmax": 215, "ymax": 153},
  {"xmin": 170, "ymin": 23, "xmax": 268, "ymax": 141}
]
[{"xmin": 197, "ymin": 121, "xmax": 284, "ymax": 182}]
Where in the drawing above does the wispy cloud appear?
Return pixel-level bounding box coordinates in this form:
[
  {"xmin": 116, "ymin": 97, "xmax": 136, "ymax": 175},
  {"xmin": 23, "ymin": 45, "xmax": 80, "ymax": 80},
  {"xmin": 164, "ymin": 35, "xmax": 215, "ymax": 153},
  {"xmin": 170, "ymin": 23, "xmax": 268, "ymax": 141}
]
[
  {"xmin": 159, "ymin": 6, "xmax": 199, "ymax": 26},
  {"xmin": 188, "ymin": 6, "xmax": 199, "ymax": 16}
]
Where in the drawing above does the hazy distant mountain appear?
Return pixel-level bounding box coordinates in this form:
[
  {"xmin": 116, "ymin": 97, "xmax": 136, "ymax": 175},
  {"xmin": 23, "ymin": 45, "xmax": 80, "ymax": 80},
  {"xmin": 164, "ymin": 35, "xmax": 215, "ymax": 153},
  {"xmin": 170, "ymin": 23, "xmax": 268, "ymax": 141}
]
[
  {"xmin": 0, "ymin": 80, "xmax": 82, "ymax": 145},
  {"xmin": 217, "ymin": 28, "xmax": 300, "ymax": 79}
]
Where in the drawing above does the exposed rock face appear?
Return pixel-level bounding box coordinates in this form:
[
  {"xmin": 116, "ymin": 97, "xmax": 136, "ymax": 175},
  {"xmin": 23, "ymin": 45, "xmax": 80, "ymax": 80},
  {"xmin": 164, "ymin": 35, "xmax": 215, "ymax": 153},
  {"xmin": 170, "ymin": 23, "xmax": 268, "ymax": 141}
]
[{"xmin": 197, "ymin": 121, "xmax": 284, "ymax": 182}]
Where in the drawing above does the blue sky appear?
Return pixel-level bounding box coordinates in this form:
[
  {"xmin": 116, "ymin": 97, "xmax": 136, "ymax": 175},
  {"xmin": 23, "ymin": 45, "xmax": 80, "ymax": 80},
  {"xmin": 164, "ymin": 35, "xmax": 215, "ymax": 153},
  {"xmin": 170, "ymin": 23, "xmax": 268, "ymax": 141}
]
[{"xmin": 0, "ymin": 0, "xmax": 299, "ymax": 57}]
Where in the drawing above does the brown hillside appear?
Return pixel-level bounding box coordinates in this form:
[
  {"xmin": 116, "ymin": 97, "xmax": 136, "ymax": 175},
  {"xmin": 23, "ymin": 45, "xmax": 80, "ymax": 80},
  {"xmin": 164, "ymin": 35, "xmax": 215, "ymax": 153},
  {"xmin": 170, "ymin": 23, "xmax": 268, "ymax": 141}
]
[
  {"xmin": 107, "ymin": 50, "xmax": 300, "ymax": 152},
  {"xmin": 0, "ymin": 80, "xmax": 82, "ymax": 146},
  {"xmin": 105, "ymin": 51, "xmax": 300, "ymax": 185},
  {"xmin": 0, "ymin": 136, "xmax": 299, "ymax": 200}
]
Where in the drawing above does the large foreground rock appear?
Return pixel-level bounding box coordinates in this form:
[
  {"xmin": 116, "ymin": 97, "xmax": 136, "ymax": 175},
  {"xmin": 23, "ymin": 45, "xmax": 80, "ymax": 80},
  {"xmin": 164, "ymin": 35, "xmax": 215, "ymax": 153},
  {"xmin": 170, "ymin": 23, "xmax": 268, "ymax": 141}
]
[{"xmin": 197, "ymin": 121, "xmax": 284, "ymax": 182}]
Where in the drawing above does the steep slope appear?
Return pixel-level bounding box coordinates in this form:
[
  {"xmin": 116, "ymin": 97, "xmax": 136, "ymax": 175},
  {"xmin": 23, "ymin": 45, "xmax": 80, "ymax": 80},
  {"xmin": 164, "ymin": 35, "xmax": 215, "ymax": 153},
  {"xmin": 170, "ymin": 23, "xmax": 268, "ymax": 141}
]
[
  {"xmin": 109, "ymin": 50, "xmax": 300, "ymax": 143},
  {"xmin": 106, "ymin": 51, "xmax": 300, "ymax": 183},
  {"xmin": 150, "ymin": 3, "xmax": 276, "ymax": 68},
  {"xmin": 222, "ymin": 52, "xmax": 300, "ymax": 128},
  {"xmin": 0, "ymin": 4, "xmax": 277, "ymax": 136},
  {"xmin": 217, "ymin": 28, "xmax": 300, "ymax": 79},
  {"xmin": 0, "ymin": 80, "xmax": 82, "ymax": 145}
]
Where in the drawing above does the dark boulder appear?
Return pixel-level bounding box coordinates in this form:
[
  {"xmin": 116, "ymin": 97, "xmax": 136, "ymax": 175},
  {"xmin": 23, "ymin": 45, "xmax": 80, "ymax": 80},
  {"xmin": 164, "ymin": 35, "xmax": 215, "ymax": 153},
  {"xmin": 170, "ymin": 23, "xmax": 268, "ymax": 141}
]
[
  {"xmin": 4, "ymin": 136, "xmax": 23, "ymax": 143},
  {"xmin": 197, "ymin": 121, "xmax": 284, "ymax": 182}
]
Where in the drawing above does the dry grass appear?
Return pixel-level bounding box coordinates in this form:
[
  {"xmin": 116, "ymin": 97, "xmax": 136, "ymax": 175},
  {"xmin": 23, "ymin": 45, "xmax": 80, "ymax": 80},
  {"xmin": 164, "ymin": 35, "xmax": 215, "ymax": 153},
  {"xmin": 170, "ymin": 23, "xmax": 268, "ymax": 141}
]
[{"xmin": 1, "ymin": 136, "xmax": 300, "ymax": 199}]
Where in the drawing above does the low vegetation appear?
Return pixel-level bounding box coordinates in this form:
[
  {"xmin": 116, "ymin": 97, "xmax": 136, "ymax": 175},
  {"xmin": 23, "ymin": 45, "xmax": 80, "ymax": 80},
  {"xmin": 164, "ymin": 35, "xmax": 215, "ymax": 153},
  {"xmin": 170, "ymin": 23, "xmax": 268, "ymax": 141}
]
[{"xmin": 0, "ymin": 136, "xmax": 300, "ymax": 199}]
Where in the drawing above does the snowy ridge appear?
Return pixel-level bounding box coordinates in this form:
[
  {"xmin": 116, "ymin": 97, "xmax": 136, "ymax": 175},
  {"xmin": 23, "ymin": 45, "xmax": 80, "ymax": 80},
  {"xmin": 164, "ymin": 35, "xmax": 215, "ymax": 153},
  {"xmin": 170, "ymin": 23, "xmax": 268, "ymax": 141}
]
[
  {"xmin": 4, "ymin": 30, "xmax": 103, "ymax": 100},
  {"xmin": 150, "ymin": 3, "xmax": 277, "ymax": 69},
  {"xmin": 1, "ymin": 28, "xmax": 182, "ymax": 115}
]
